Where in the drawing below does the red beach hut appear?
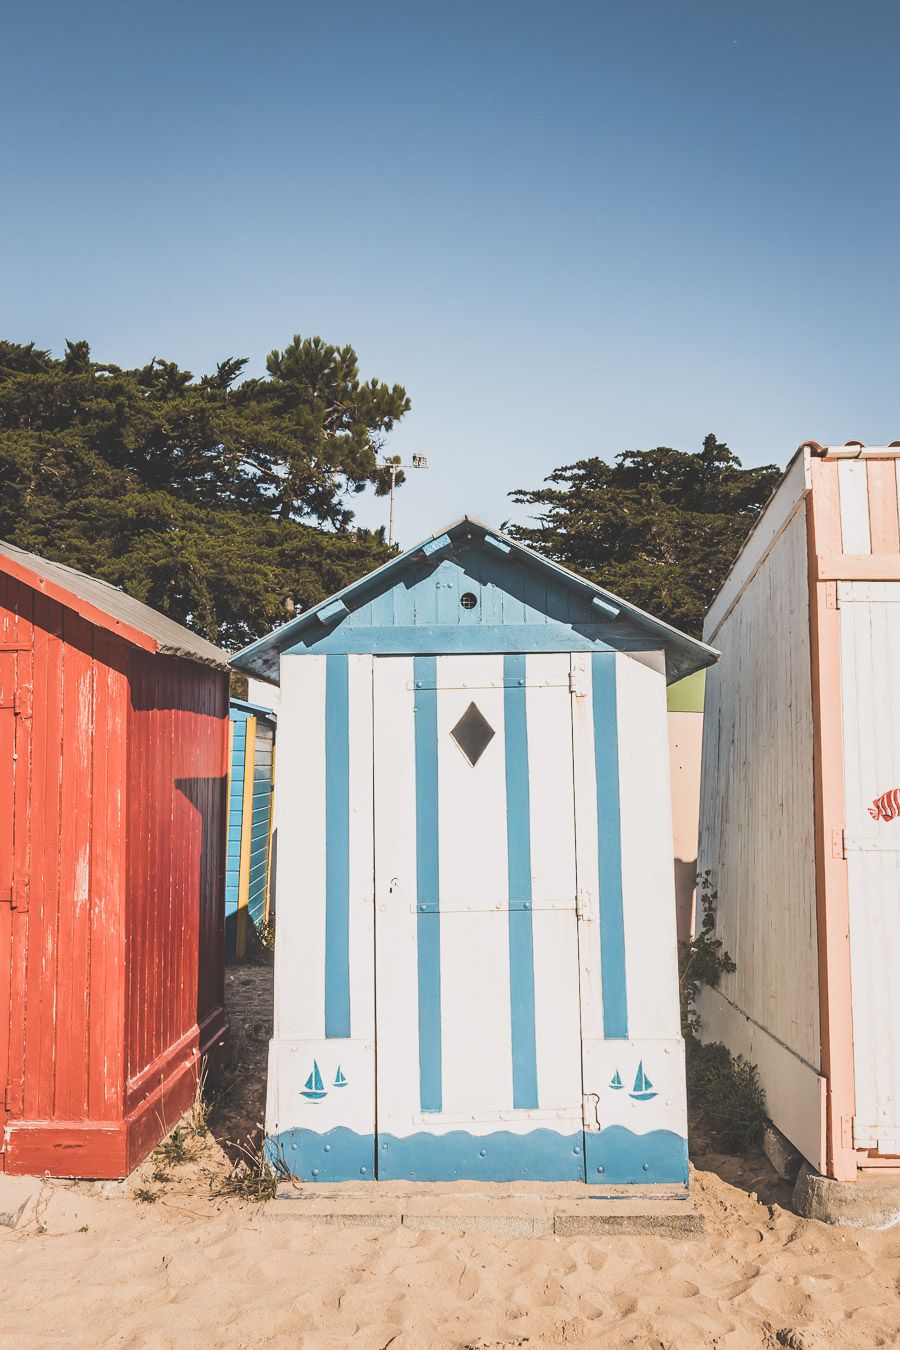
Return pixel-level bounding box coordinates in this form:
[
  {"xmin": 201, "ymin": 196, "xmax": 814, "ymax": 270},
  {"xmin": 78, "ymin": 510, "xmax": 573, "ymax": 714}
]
[{"xmin": 0, "ymin": 541, "xmax": 229, "ymax": 1177}]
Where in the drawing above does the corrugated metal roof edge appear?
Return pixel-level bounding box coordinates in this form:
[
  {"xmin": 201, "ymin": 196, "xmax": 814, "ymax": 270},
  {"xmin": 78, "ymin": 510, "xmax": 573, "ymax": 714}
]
[
  {"xmin": 231, "ymin": 515, "xmax": 719, "ymax": 682},
  {"xmin": 0, "ymin": 539, "xmax": 229, "ymax": 670}
]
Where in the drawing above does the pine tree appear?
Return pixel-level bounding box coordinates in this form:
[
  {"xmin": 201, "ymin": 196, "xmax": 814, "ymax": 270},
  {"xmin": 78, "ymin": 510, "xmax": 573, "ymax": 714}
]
[
  {"xmin": 0, "ymin": 336, "xmax": 410, "ymax": 646},
  {"xmin": 508, "ymin": 435, "xmax": 781, "ymax": 637}
]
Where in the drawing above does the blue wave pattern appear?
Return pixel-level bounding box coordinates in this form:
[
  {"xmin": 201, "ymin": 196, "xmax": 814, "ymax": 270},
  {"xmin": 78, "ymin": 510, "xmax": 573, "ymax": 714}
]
[{"xmin": 266, "ymin": 1125, "xmax": 688, "ymax": 1185}]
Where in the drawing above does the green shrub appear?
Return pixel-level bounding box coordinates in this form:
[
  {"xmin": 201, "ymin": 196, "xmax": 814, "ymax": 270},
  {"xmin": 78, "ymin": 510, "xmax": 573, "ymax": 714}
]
[
  {"xmin": 686, "ymin": 1037, "xmax": 766, "ymax": 1154},
  {"xmin": 679, "ymin": 873, "xmax": 766, "ymax": 1155}
]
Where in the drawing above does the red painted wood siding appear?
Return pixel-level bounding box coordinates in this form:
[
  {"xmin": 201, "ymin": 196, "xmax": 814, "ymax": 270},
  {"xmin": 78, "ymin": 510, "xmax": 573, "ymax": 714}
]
[
  {"xmin": 0, "ymin": 571, "xmax": 227, "ymax": 1176},
  {"xmin": 0, "ymin": 575, "xmax": 129, "ymax": 1135}
]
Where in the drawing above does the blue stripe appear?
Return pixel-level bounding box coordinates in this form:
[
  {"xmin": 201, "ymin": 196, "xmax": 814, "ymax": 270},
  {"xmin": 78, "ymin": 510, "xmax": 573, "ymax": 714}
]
[
  {"xmin": 592, "ymin": 653, "xmax": 628, "ymax": 1038},
  {"xmin": 325, "ymin": 654, "xmax": 351, "ymax": 1037},
  {"xmin": 503, "ymin": 653, "xmax": 538, "ymax": 1109},
  {"xmin": 414, "ymin": 655, "xmax": 442, "ymax": 1112}
]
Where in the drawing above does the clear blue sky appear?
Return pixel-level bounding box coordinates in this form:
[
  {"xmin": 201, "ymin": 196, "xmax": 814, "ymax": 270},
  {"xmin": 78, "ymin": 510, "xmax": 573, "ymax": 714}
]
[{"xmin": 3, "ymin": 2, "xmax": 899, "ymax": 545}]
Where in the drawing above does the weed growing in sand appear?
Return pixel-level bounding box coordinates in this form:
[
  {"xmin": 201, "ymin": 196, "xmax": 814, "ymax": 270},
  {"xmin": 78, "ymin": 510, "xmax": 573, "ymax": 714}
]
[
  {"xmin": 133, "ymin": 1187, "xmax": 158, "ymax": 1204},
  {"xmin": 212, "ymin": 1134, "xmax": 291, "ymax": 1203},
  {"xmin": 151, "ymin": 1168, "xmax": 173, "ymax": 1184},
  {"xmin": 153, "ymin": 1124, "xmax": 201, "ymax": 1168},
  {"xmin": 183, "ymin": 1061, "xmax": 212, "ymax": 1140}
]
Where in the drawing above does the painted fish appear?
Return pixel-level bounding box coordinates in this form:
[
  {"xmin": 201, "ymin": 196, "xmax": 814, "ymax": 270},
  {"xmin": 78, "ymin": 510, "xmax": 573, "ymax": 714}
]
[{"xmin": 868, "ymin": 788, "xmax": 900, "ymax": 821}]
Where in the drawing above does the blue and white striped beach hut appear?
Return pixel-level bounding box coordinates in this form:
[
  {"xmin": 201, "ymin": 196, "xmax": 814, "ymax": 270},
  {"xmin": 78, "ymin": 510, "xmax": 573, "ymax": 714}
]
[
  {"xmin": 226, "ymin": 699, "xmax": 276, "ymax": 957},
  {"xmin": 232, "ymin": 518, "xmax": 717, "ymax": 1184}
]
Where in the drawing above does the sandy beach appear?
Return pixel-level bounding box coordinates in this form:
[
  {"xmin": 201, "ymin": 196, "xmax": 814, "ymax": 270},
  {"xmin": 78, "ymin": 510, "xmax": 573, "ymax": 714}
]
[{"xmin": 1, "ymin": 964, "xmax": 898, "ymax": 1350}]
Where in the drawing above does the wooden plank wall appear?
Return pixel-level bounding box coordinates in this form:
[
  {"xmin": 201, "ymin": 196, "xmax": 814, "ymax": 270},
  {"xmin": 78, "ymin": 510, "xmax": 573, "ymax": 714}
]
[
  {"xmin": 698, "ymin": 506, "xmax": 824, "ymax": 1153},
  {"xmin": 125, "ymin": 653, "xmax": 228, "ymax": 1111},
  {"xmin": 0, "ymin": 575, "xmax": 128, "ymax": 1136}
]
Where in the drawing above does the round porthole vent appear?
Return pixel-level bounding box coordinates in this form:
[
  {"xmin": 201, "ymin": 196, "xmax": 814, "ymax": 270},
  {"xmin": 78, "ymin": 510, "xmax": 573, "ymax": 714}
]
[{"xmin": 460, "ymin": 591, "xmax": 478, "ymax": 610}]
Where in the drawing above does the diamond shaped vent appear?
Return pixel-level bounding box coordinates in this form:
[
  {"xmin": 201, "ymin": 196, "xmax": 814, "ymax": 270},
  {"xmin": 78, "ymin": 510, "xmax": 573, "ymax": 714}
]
[{"xmin": 450, "ymin": 702, "xmax": 495, "ymax": 767}]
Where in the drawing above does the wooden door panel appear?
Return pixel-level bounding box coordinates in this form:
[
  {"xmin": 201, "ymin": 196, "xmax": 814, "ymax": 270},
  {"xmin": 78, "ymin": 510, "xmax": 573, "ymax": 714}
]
[{"xmin": 374, "ymin": 653, "xmax": 585, "ymax": 1181}]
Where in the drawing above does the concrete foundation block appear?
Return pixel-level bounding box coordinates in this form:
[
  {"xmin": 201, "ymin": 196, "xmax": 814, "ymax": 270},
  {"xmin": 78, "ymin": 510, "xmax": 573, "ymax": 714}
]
[
  {"xmin": 402, "ymin": 1213, "xmax": 550, "ymax": 1237},
  {"xmin": 762, "ymin": 1121, "xmax": 805, "ymax": 1184},
  {"xmin": 793, "ymin": 1162, "xmax": 900, "ymax": 1229},
  {"xmin": 263, "ymin": 1182, "xmax": 702, "ymax": 1236},
  {"xmin": 0, "ymin": 1175, "xmax": 40, "ymax": 1228},
  {"xmin": 265, "ymin": 1208, "xmax": 399, "ymax": 1230},
  {"xmin": 555, "ymin": 1209, "xmax": 701, "ymax": 1236}
]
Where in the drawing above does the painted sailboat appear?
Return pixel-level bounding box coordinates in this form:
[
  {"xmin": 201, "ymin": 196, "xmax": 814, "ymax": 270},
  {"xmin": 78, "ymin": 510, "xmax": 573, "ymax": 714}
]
[
  {"xmin": 333, "ymin": 1066, "xmax": 348, "ymax": 1088},
  {"xmin": 300, "ymin": 1060, "xmax": 327, "ymax": 1101},
  {"xmin": 609, "ymin": 1069, "xmax": 624, "ymax": 1090},
  {"xmin": 629, "ymin": 1060, "xmax": 657, "ymax": 1101}
]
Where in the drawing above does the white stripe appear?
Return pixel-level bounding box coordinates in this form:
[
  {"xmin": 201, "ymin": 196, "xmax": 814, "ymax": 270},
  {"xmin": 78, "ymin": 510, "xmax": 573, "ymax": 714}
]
[
  {"xmin": 274, "ymin": 654, "xmax": 327, "ymax": 1040},
  {"xmin": 617, "ymin": 653, "xmax": 681, "ymax": 1040},
  {"xmin": 571, "ymin": 652, "xmax": 604, "ymax": 1044},
  {"xmin": 526, "ymin": 654, "xmax": 582, "ymax": 1113},
  {"xmin": 348, "ymin": 655, "xmax": 375, "ymax": 1039},
  {"xmin": 838, "ymin": 460, "xmax": 872, "ymax": 554},
  {"xmin": 373, "ymin": 657, "xmax": 420, "ymax": 1136},
  {"xmin": 438, "ymin": 654, "xmax": 512, "ymax": 1115}
]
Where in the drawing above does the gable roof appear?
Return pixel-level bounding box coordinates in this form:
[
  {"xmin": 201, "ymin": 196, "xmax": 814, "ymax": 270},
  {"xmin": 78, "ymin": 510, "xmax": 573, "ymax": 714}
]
[
  {"xmin": 0, "ymin": 539, "xmax": 228, "ymax": 670},
  {"xmin": 232, "ymin": 516, "xmax": 718, "ymax": 684}
]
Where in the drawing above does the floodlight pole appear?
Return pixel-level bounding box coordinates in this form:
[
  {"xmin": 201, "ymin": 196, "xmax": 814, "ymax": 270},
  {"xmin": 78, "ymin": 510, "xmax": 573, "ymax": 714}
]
[{"xmin": 382, "ymin": 454, "xmax": 427, "ymax": 547}]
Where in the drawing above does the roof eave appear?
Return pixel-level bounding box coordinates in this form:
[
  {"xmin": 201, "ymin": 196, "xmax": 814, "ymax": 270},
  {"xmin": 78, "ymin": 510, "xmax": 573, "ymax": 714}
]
[{"xmin": 230, "ymin": 515, "xmax": 719, "ymax": 681}]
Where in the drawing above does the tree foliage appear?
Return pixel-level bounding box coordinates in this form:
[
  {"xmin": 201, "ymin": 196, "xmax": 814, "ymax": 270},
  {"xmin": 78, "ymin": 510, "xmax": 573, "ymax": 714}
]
[
  {"xmin": 508, "ymin": 434, "xmax": 781, "ymax": 636},
  {"xmin": 0, "ymin": 336, "xmax": 410, "ymax": 646}
]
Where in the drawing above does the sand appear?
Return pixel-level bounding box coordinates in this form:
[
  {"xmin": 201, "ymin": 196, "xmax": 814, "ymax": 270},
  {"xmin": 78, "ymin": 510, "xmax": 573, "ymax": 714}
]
[{"xmin": 1, "ymin": 965, "xmax": 897, "ymax": 1350}]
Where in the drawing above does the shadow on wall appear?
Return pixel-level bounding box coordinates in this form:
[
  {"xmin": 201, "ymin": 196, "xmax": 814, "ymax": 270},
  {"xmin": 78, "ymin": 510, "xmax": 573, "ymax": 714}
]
[{"xmin": 176, "ymin": 775, "xmax": 228, "ymax": 1048}]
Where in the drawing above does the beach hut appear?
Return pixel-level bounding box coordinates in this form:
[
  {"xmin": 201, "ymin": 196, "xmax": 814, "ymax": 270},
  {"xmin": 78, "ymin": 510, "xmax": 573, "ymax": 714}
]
[
  {"xmin": 233, "ymin": 517, "xmax": 716, "ymax": 1184},
  {"xmin": 0, "ymin": 540, "xmax": 229, "ymax": 1177},
  {"xmin": 698, "ymin": 443, "xmax": 900, "ymax": 1185},
  {"xmin": 226, "ymin": 698, "xmax": 276, "ymax": 957}
]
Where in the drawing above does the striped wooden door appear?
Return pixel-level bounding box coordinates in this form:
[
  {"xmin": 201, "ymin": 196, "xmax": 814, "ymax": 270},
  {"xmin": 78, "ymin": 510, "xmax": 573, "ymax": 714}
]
[
  {"xmin": 373, "ymin": 653, "xmax": 586, "ymax": 1181},
  {"xmin": 839, "ymin": 581, "xmax": 900, "ymax": 1157}
]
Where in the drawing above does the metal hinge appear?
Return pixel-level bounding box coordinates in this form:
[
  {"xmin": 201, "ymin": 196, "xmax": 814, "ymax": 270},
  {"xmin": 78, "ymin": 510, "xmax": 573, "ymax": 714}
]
[
  {"xmin": 825, "ymin": 581, "xmax": 839, "ymax": 610},
  {"xmin": 841, "ymin": 1115, "xmax": 854, "ymax": 1149},
  {"xmin": 0, "ymin": 689, "xmax": 32, "ymax": 718},
  {"xmin": 582, "ymin": 1093, "xmax": 600, "ymax": 1131},
  {"xmin": 568, "ymin": 668, "xmax": 588, "ymax": 698},
  {"xmin": 831, "ymin": 829, "xmax": 846, "ymax": 860},
  {"xmin": 575, "ymin": 890, "xmax": 593, "ymax": 922},
  {"xmin": 0, "ymin": 881, "xmax": 28, "ymax": 913}
]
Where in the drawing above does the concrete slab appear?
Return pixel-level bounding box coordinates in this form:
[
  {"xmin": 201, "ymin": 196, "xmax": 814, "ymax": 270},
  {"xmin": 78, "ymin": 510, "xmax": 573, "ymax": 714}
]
[
  {"xmin": 0, "ymin": 1175, "xmax": 39, "ymax": 1229},
  {"xmin": 793, "ymin": 1163, "xmax": 900, "ymax": 1229},
  {"xmin": 264, "ymin": 1181, "xmax": 703, "ymax": 1237}
]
